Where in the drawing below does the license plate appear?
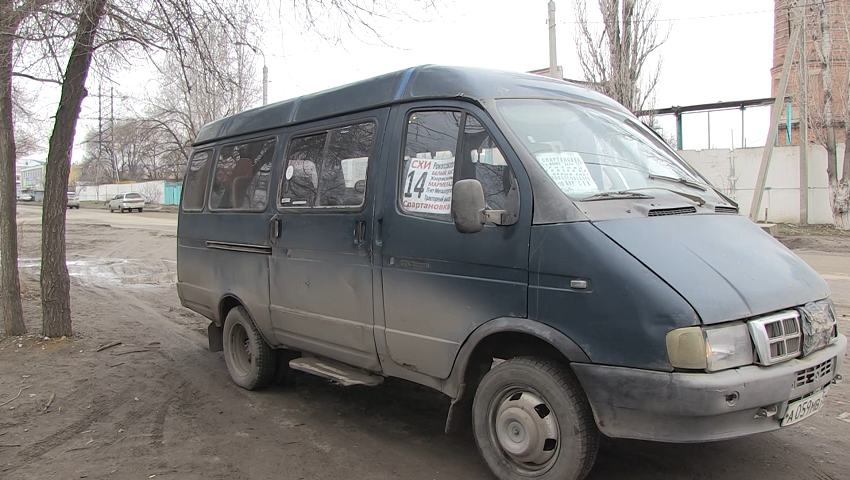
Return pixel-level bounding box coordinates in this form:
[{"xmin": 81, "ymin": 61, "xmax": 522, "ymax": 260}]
[{"xmin": 781, "ymin": 388, "xmax": 828, "ymax": 427}]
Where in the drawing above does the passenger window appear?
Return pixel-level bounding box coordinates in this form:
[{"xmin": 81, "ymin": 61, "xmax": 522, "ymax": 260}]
[
  {"xmin": 400, "ymin": 111, "xmax": 516, "ymax": 219},
  {"xmin": 400, "ymin": 111, "xmax": 461, "ymax": 218},
  {"xmin": 210, "ymin": 138, "xmax": 277, "ymax": 211},
  {"xmin": 280, "ymin": 122, "xmax": 376, "ymax": 208},
  {"xmin": 460, "ymin": 116, "xmax": 516, "ymax": 211},
  {"xmin": 182, "ymin": 149, "xmax": 211, "ymax": 211}
]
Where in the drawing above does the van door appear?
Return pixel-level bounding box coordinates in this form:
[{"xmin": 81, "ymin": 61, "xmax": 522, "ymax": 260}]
[
  {"xmin": 268, "ymin": 109, "xmax": 389, "ymax": 371},
  {"xmin": 178, "ymin": 138, "xmax": 279, "ymax": 337},
  {"xmin": 378, "ymin": 103, "xmax": 532, "ymax": 379}
]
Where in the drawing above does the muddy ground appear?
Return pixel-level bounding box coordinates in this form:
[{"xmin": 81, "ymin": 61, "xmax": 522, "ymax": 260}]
[{"xmin": 1, "ymin": 209, "xmax": 850, "ymax": 480}]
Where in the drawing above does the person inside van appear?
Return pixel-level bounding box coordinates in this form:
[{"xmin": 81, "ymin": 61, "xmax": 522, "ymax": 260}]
[{"xmin": 210, "ymin": 168, "xmax": 231, "ymax": 209}]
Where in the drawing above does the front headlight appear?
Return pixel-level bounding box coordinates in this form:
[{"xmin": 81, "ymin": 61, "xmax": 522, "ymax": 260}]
[{"xmin": 666, "ymin": 323, "xmax": 754, "ymax": 372}]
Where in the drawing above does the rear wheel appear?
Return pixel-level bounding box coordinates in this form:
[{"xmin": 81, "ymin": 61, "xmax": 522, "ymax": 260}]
[
  {"xmin": 223, "ymin": 306, "xmax": 276, "ymax": 390},
  {"xmin": 138, "ymin": 208, "xmax": 143, "ymax": 213},
  {"xmin": 472, "ymin": 357, "xmax": 598, "ymax": 480}
]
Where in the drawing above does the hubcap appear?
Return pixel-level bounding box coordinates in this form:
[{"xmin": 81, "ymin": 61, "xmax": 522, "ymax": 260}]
[
  {"xmin": 490, "ymin": 388, "xmax": 560, "ymax": 475},
  {"xmin": 228, "ymin": 323, "xmax": 253, "ymax": 376}
]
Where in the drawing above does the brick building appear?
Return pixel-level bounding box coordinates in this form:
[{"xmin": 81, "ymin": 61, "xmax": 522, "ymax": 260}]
[{"xmin": 772, "ymin": 0, "xmax": 850, "ymax": 146}]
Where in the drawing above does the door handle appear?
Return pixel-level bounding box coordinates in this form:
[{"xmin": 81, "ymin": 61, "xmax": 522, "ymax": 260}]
[
  {"xmin": 375, "ymin": 218, "xmax": 383, "ymax": 247},
  {"xmin": 269, "ymin": 216, "xmax": 281, "ymax": 246},
  {"xmin": 354, "ymin": 220, "xmax": 366, "ymax": 245}
]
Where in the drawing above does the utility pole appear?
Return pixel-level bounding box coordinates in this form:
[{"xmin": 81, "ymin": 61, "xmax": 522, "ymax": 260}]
[
  {"xmin": 799, "ymin": 5, "xmax": 809, "ymax": 225},
  {"xmin": 749, "ymin": 20, "xmax": 802, "ymax": 222},
  {"xmin": 548, "ymin": 1, "xmax": 559, "ymax": 79},
  {"xmin": 111, "ymin": 86, "xmax": 119, "ymax": 182},
  {"xmin": 96, "ymin": 84, "xmax": 102, "ymax": 201},
  {"xmin": 263, "ymin": 62, "xmax": 268, "ymax": 106}
]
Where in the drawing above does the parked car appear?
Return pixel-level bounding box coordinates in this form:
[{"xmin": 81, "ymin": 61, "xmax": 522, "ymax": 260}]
[
  {"xmin": 66, "ymin": 191, "xmax": 80, "ymax": 209},
  {"xmin": 108, "ymin": 192, "xmax": 144, "ymax": 213},
  {"xmin": 176, "ymin": 66, "xmax": 845, "ymax": 480},
  {"xmin": 18, "ymin": 192, "xmax": 34, "ymax": 202}
]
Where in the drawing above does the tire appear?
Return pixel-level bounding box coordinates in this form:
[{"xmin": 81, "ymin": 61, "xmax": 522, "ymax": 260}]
[
  {"xmin": 472, "ymin": 357, "xmax": 599, "ymax": 480},
  {"xmin": 138, "ymin": 208, "xmax": 143, "ymax": 213},
  {"xmin": 109, "ymin": 206, "xmax": 114, "ymax": 213},
  {"xmin": 223, "ymin": 306, "xmax": 276, "ymax": 390}
]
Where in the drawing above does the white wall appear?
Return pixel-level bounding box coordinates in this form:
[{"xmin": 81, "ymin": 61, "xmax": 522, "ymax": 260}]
[
  {"xmin": 76, "ymin": 180, "xmax": 165, "ymax": 204},
  {"xmin": 679, "ymin": 143, "xmax": 846, "ymax": 225}
]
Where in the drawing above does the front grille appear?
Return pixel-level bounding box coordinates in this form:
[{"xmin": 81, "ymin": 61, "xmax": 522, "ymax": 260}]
[
  {"xmin": 794, "ymin": 358, "xmax": 835, "ymax": 389},
  {"xmin": 648, "ymin": 207, "xmax": 697, "ymax": 217},
  {"xmin": 749, "ymin": 311, "xmax": 803, "ymax": 365},
  {"xmin": 715, "ymin": 206, "xmax": 738, "ymax": 214}
]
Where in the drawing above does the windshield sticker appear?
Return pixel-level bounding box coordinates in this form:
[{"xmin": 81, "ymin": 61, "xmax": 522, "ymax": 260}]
[
  {"xmin": 535, "ymin": 152, "xmax": 597, "ymax": 194},
  {"xmin": 402, "ymin": 156, "xmax": 455, "ymax": 215}
]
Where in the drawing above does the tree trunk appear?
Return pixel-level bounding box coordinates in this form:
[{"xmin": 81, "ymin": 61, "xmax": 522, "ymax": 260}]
[
  {"xmin": 40, "ymin": 0, "xmax": 108, "ymax": 338},
  {"xmin": 833, "ymin": 129, "xmax": 850, "ymax": 230},
  {"xmin": 0, "ymin": 8, "xmax": 26, "ymax": 337}
]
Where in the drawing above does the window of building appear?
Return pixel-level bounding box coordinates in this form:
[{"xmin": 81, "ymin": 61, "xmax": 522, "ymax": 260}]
[
  {"xmin": 182, "ymin": 150, "xmax": 211, "ymax": 211},
  {"xmin": 210, "ymin": 138, "xmax": 277, "ymax": 211},
  {"xmin": 280, "ymin": 122, "xmax": 376, "ymax": 209},
  {"xmin": 400, "ymin": 111, "xmax": 516, "ymax": 220}
]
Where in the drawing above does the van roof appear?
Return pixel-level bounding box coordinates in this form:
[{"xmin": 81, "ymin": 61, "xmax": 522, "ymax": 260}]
[{"xmin": 193, "ymin": 65, "xmax": 627, "ymax": 146}]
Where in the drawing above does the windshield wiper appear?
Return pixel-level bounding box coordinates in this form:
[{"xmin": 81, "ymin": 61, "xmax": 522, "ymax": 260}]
[
  {"xmin": 580, "ymin": 191, "xmax": 654, "ymax": 202},
  {"xmin": 623, "ymin": 187, "xmax": 706, "ymax": 206},
  {"xmin": 648, "ymin": 174, "xmax": 707, "ymax": 191}
]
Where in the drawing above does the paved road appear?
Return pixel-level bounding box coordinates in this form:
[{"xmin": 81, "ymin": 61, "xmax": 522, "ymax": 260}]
[{"xmin": 16, "ymin": 204, "xmax": 177, "ymax": 232}]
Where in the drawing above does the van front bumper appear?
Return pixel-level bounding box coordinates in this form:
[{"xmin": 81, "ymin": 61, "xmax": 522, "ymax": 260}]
[{"xmin": 571, "ymin": 334, "xmax": 847, "ymax": 443}]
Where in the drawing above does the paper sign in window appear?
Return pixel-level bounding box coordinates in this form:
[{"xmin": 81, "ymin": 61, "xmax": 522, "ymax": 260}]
[
  {"xmin": 535, "ymin": 152, "xmax": 598, "ymax": 195},
  {"xmin": 402, "ymin": 155, "xmax": 455, "ymax": 215}
]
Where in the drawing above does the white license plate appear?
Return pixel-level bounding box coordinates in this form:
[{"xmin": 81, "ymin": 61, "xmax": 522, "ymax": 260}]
[{"xmin": 781, "ymin": 388, "xmax": 828, "ymax": 427}]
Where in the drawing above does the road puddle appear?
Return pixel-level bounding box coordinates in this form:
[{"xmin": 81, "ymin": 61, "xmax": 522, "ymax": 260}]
[{"xmin": 18, "ymin": 256, "xmax": 176, "ymax": 287}]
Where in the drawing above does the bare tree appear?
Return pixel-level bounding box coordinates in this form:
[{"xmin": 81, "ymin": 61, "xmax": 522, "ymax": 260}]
[
  {"xmin": 41, "ymin": 0, "xmax": 109, "ymax": 337},
  {"xmin": 0, "ymin": 0, "xmax": 59, "ymax": 337},
  {"xmin": 572, "ymin": 0, "xmax": 668, "ymax": 113},
  {"xmin": 804, "ymin": 0, "xmax": 850, "ymax": 229}
]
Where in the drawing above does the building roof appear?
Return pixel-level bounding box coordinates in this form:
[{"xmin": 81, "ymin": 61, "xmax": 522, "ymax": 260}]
[{"xmin": 194, "ymin": 65, "xmax": 629, "ymax": 146}]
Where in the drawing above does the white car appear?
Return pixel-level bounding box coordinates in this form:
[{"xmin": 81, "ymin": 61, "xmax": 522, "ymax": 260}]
[
  {"xmin": 67, "ymin": 192, "xmax": 80, "ymax": 209},
  {"xmin": 108, "ymin": 192, "xmax": 145, "ymax": 213}
]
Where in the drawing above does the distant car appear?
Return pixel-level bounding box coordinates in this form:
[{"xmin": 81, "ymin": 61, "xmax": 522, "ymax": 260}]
[
  {"xmin": 18, "ymin": 193, "xmax": 34, "ymax": 202},
  {"xmin": 108, "ymin": 192, "xmax": 144, "ymax": 213},
  {"xmin": 66, "ymin": 192, "xmax": 80, "ymax": 209}
]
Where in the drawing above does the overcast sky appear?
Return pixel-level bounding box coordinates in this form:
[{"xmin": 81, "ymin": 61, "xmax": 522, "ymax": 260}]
[{"xmin": 24, "ymin": 0, "xmax": 778, "ymax": 162}]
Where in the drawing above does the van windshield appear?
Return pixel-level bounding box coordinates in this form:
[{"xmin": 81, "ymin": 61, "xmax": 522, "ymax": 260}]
[{"xmin": 495, "ymin": 99, "xmax": 709, "ymax": 200}]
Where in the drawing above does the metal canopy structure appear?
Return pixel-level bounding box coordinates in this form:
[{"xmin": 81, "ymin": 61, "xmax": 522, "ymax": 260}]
[{"xmin": 636, "ymin": 97, "xmax": 784, "ymax": 150}]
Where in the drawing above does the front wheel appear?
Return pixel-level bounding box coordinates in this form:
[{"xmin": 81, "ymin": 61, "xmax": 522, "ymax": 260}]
[
  {"xmin": 138, "ymin": 208, "xmax": 143, "ymax": 213},
  {"xmin": 223, "ymin": 306, "xmax": 276, "ymax": 390},
  {"xmin": 472, "ymin": 357, "xmax": 599, "ymax": 480}
]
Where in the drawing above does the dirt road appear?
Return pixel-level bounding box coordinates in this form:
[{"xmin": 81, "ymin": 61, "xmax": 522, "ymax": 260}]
[{"xmin": 1, "ymin": 208, "xmax": 849, "ymax": 480}]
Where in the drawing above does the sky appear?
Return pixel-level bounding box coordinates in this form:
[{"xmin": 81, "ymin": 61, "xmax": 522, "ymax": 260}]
[{"xmin": 21, "ymin": 0, "xmax": 778, "ymax": 163}]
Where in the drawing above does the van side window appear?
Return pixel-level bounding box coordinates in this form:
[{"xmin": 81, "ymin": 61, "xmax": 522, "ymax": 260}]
[
  {"xmin": 280, "ymin": 122, "xmax": 376, "ymax": 208},
  {"xmin": 459, "ymin": 116, "xmax": 516, "ymax": 211},
  {"xmin": 400, "ymin": 111, "xmax": 516, "ymax": 219},
  {"xmin": 182, "ymin": 150, "xmax": 211, "ymax": 211},
  {"xmin": 401, "ymin": 111, "xmax": 461, "ymax": 218},
  {"xmin": 210, "ymin": 138, "xmax": 277, "ymax": 211}
]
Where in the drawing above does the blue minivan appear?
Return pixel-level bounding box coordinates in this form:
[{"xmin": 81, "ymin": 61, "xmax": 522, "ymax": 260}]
[{"xmin": 177, "ymin": 66, "xmax": 846, "ymax": 480}]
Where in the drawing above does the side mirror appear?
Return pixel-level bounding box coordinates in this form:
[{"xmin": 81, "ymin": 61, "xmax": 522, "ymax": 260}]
[
  {"xmin": 354, "ymin": 179, "xmax": 366, "ymax": 194},
  {"xmin": 452, "ymin": 179, "xmax": 486, "ymax": 233}
]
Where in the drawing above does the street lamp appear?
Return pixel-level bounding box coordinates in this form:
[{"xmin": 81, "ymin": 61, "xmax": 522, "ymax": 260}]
[{"xmin": 235, "ymin": 41, "xmax": 268, "ymax": 106}]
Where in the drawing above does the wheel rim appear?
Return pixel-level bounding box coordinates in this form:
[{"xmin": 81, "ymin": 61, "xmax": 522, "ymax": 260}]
[
  {"xmin": 488, "ymin": 386, "xmax": 560, "ymax": 476},
  {"xmin": 227, "ymin": 323, "xmax": 253, "ymax": 377}
]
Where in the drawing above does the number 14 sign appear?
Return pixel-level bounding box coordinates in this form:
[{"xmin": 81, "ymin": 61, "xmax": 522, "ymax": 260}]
[{"xmin": 402, "ymin": 157, "xmax": 455, "ymax": 215}]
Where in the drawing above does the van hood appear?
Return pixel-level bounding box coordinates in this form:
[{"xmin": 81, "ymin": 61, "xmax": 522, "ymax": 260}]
[{"xmin": 594, "ymin": 214, "xmax": 830, "ymax": 325}]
